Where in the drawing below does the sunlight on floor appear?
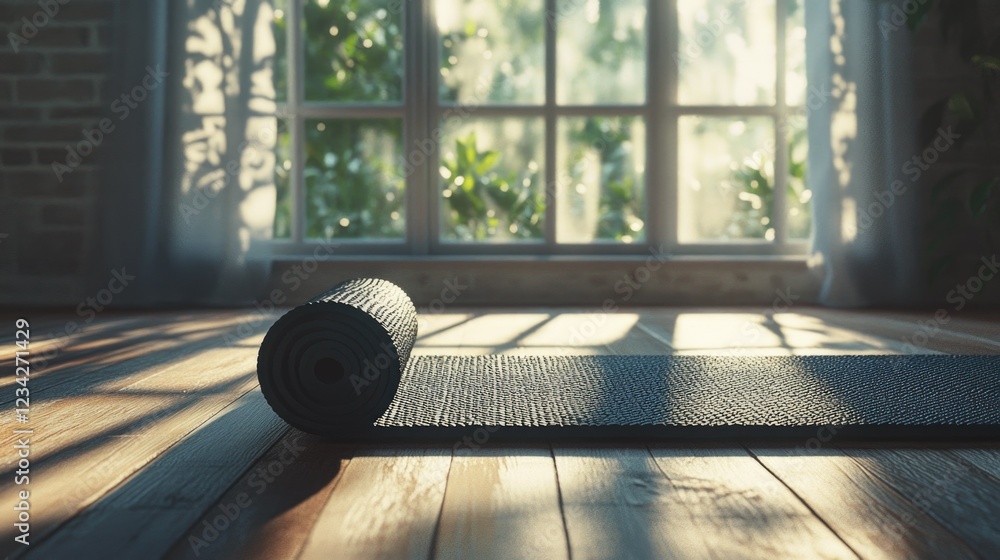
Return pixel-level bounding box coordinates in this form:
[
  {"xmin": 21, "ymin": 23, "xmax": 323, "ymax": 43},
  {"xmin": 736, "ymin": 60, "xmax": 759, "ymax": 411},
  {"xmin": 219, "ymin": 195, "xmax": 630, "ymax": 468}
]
[{"xmin": 413, "ymin": 312, "xmax": 642, "ymax": 355}]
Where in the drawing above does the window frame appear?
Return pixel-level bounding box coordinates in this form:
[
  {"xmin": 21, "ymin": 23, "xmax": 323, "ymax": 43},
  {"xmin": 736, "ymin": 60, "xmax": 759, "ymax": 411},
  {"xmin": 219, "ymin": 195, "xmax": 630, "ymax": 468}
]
[{"xmin": 273, "ymin": 0, "xmax": 808, "ymax": 257}]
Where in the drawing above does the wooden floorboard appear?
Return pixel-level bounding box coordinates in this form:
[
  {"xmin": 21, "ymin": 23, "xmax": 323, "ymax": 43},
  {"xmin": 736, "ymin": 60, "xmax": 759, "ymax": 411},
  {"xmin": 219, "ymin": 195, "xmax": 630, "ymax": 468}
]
[
  {"xmin": 647, "ymin": 446, "xmax": 857, "ymax": 559},
  {"xmin": 950, "ymin": 448, "xmax": 1000, "ymax": 480},
  {"xmin": 551, "ymin": 445, "xmax": 859, "ymax": 559},
  {"xmin": 22, "ymin": 391, "xmax": 288, "ymax": 559},
  {"xmin": 0, "ymin": 324, "xmax": 269, "ymax": 557},
  {"xmin": 433, "ymin": 446, "xmax": 567, "ymax": 560},
  {"xmin": 0, "ymin": 311, "xmax": 265, "ymax": 404},
  {"xmin": 798, "ymin": 309, "xmax": 999, "ymax": 354},
  {"xmin": 162, "ymin": 432, "xmax": 353, "ymax": 560},
  {"xmin": 553, "ymin": 446, "xmax": 680, "ymax": 560},
  {"xmin": 843, "ymin": 448, "xmax": 1000, "ymax": 557},
  {"xmin": 635, "ymin": 309, "xmax": 916, "ymax": 355},
  {"xmin": 297, "ymin": 448, "xmax": 452, "ymax": 560},
  {"xmin": 750, "ymin": 447, "xmax": 981, "ymax": 559},
  {"xmin": 7, "ymin": 307, "xmax": 998, "ymax": 558}
]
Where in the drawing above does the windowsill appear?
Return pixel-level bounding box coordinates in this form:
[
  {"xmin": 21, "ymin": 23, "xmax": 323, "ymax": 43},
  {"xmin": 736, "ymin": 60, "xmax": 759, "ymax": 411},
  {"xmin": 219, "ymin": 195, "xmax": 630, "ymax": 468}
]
[
  {"xmin": 265, "ymin": 253, "xmax": 819, "ymax": 307},
  {"xmin": 269, "ymin": 253, "xmax": 810, "ymax": 263}
]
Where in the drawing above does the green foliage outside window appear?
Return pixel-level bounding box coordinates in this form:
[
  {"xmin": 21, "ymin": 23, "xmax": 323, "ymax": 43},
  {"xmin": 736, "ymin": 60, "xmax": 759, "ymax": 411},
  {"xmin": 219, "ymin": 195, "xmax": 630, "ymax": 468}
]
[{"xmin": 274, "ymin": 0, "xmax": 809, "ymax": 243}]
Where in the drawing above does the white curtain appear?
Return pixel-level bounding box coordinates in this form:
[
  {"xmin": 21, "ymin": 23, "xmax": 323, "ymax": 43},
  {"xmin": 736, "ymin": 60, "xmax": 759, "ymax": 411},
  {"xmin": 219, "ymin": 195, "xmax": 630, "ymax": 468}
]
[
  {"xmin": 102, "ymin": 0, "xmax": 277, "ymax": 305},
  {"xmin": 159, "ymin": 0, "xmax": 277, "ymax": 304},
  {"xmin": 806, "ymin": 0, "xmax": 922, "ymax": 306}
]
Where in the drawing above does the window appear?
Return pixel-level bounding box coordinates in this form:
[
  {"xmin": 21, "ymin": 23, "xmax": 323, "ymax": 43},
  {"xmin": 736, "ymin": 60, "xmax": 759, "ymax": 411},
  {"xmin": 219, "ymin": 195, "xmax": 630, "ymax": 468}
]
[{"xmin": 273, "ymin": 0, "xmax": 809, "ymax": 256}]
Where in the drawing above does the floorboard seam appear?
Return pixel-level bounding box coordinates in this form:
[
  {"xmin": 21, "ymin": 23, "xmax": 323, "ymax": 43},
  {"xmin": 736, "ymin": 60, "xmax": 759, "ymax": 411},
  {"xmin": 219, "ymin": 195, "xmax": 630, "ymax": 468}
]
[
  {"xmin": 548, "ymin": 444, "xmax": 573, "ymax": 560},
  {"xmin": 162, "ymin": 425, "xmax": 295, "ymax": 556},
  {"xmin": 837, "ymin": 448, "xmax": 988, "ymax": 559},
  {"xmin": 742, "ymin": 444, "xmax": 865, "ymax": 560},
  {"xmin": 22, "ymin": 384, "xmax": 262, "ymax": 555},
  {"xmin": 425, "ymin": 448, "xmax": 455, "ymax": 560},
  {"xmin": 944, "ymin": 450, "xmax": 1000, "ymax": 486},
  {"xmin": 290, "ymin": 445, "xmax": 357, "ymax": 560}
]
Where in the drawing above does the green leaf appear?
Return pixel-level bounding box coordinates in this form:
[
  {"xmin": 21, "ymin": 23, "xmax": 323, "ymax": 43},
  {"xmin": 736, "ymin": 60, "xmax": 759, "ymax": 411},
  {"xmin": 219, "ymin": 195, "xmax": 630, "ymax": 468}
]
[
  {"xmin": 455, "ymin": 138, "xmax": 470, "ymax": 169},
  {"xmin": 945, "ymin": 92, "xmax": 982, "ymax": 146},
  {"xmin": 461, "ymin": 174, "xmax": 475, "ymax": 192},
  {"xmin": 930, "ymin": 170, "xmax": 966, "ymax": 200},
  {"xmin": 474, "ymin": 151, "xmax": 499, "ymax": 175},
  {"xmin": 463, "ymin": 136, "xmax": 477, "ymax": 169},
  {"xmin": 946, "ymin": 92, "xmax": 979, "ymax": 121},
  {"xmin": 971, "ymin": 54, "xmax": 1000, "ymax": 72},
  {"xmin": 906, "ymin": 0, "xmax": 934, "ymax": 31},
  {"xmin": 969, "ymin": 177, "xmax": 999, "ymax": 216}
]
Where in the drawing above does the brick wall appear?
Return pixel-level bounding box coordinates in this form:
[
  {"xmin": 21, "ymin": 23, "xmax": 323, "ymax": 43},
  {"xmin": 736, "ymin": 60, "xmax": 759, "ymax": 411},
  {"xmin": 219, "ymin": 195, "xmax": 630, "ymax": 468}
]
[{"xmin": 1, "ymin": 0, "xmax": 114, "ymax": 303}]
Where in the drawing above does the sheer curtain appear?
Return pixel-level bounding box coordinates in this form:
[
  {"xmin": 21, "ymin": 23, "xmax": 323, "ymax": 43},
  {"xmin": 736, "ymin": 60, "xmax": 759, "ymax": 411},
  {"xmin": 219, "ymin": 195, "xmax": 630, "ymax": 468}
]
[
  {"xmin": 806, "ymin": 0, "xmax": 922, "ymax": 307},
  {"xmin": 102, "ymin": 0, "xmax": 276, "ymax": 305}
]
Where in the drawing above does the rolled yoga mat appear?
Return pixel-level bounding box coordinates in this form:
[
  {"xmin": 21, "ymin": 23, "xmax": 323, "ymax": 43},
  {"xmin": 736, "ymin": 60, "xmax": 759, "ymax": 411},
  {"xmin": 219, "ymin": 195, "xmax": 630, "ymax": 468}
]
[
  {"xmin": 257, "ymin": 278, "xmax": 418, "ymax": 436},
  {"xmin": 258, "ymin": 278, "xmax": 1000, "ymax": 441}
]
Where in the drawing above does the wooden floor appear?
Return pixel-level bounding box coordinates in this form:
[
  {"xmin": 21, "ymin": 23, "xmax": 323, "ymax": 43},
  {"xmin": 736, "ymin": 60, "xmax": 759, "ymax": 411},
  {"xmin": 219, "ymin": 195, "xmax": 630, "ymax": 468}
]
[{"xmin": 2, "ymin": 307, "xmax": 999, "ymax": 559}]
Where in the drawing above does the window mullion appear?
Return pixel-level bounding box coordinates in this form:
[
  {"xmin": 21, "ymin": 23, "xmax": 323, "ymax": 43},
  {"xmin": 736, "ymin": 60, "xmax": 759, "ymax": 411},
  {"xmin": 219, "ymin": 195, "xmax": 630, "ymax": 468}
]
[
  {"xmin": 426, "ymin": 0, "xmax": 443, "ymax": 254},
  {"xmin": 544, "ymin": 0, "xmax": 557, "ymax": 249},
  {"xmin": 289, "ymin": 0, "xmax": 305, "ymax": 244},
  {"xmin": 406, "ymin": 0, "xmax": 430, "ymax": 254},
  {"xmin": 773, "ymin": 0, "xmax": 789, "ymax": 245},
  {"xmin": 647, "ymin": 0, "xmax": 676, "ymax": 251}
]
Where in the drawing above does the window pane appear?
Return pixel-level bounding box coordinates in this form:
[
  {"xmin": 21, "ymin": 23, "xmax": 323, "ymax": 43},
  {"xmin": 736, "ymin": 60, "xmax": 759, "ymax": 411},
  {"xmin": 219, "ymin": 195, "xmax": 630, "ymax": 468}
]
[
  {"xmin": 786, "ymin": 0, "xmax": 807, "ymax": 106},
  {"xmin": 273, "ymin": 0, "xmax": 287, "ymax": 103},
  {"xmin": 305, "ymin": 119, "xmax": 405, "ymax": 239},
  {"xmin": 304, "ymin": 0, "xmax": 403, "ymax": 102},
  {"xmin": 274, "ymin": 119, "xmax": 292, "ymax": 238},
  {"xmin": 557, "ymin": 117, "xmax": 646, "ymax": 243},
  {"xmin": 787, "ymin": 114, "xmax": 811, "ymax": 239},
  {"xmin": 678, "ymin": 116, "xmax": 775, "ymax": 241},
  {"xmin": 440, "ymin": 118, "xmax": 544, "ymax": 241},
  {"xmin": 556, "ymin": 0, "xmax": 647, "ymax": 105},
  {"xmin": 437, "ymin": 0, "xmax": 544, "ymax": 104},
  {"xmin": 677, "ymin": 0, "xmax": 776, "ymax": 106}
]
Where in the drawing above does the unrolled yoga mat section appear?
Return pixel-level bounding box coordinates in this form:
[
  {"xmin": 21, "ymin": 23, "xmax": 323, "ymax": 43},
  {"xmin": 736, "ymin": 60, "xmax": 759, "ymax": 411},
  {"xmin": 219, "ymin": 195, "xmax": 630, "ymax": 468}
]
[
  {"xmin": 258, "ymin": 278, "xmax": 1000, "ymax": 440},
  {"xmin": 378, "ymin": 354, "xmax": 1000, "ymax": 439}
]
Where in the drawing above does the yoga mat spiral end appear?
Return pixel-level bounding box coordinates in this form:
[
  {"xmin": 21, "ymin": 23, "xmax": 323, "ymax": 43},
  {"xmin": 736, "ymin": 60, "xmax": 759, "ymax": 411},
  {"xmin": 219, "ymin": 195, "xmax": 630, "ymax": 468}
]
[{"xmin": 256, "ymin": 278, "xmax": 418, "ymax": 435}]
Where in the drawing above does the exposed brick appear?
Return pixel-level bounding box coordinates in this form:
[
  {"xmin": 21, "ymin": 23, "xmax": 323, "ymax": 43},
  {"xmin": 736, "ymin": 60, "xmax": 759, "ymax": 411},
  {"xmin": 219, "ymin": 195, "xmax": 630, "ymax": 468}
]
[
  {"xmin": 47, "ymin": 51, "xmax": 109, "ymax": 74},
  {"xmin": 41, "ymin": 203, "xmax": 86, "ymax": 226},
  {"xmin": 34, "ymin": 147, "xmax": 68, "ymax": 162},
  {"xmin": 5, "ymin": 123, "xmax": 97, "ymax": 143},
  {"xmin": 0, "ymin": 52, "xmax": 44, "ymax": 74},
  {"xmin": 1, "ymin": 149, "xmax": 33, "ymax": 166},
  {"xmin": 0, "ymin": 3, "xmax": 45, "ymax": 23},
  {"xmin": 97, "ymin": 26, "xmax": 111, "ymax": 48},
  {"xmin": 0, "ymin": 0, "xmax": 110, "ymax": 284},
  {"xmin": 48, "ymin": 106, "xmax": 105, "ymax": 120},
  {"xmin": 0, "ymin": 107, "xmax": 42, "ymax": 120},
  {"xmin": 5, "ymin": 168, "xmax": 93, "ymax": 198},
  {"xmin": 0, "ymin": 0, "xmax": 111, "ymax": 22},
  {"xmin": 17, "ymin": 230, "xmax": 84, "ymax": 275},
  {"xmin": 12, "ymin": 25, "xmax": 91, "ymax": 49},
  {"xmin": 89, "ymin": 23, "xmax": 110, "ymax": 48},
  {"xmin": 52, "ymin": 1, "xmax": 113, "ymax": 22},
  {"xmin": 16, "ymin": 78, "xmax": 94, "ymax": 103}
]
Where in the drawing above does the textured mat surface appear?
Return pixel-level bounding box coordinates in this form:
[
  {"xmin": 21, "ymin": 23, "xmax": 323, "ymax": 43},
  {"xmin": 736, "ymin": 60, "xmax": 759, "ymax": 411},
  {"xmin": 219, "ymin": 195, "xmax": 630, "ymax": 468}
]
[
  {"xmin": 258, "ymin": 278, "xmax": 1000, "ymax": 441},
  {"xmin": 366, "ymin": 354, "xmax": 1000, "ymax": 441}
]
